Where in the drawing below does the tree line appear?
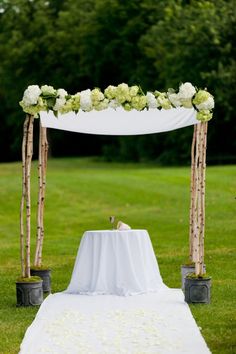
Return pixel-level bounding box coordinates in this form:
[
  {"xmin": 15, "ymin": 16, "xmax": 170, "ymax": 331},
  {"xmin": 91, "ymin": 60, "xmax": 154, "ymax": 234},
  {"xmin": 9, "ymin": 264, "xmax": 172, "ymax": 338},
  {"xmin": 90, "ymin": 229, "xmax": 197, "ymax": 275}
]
[{"xmin": 0, "ymin": 0, "xmax": 235, "ymax": 164}]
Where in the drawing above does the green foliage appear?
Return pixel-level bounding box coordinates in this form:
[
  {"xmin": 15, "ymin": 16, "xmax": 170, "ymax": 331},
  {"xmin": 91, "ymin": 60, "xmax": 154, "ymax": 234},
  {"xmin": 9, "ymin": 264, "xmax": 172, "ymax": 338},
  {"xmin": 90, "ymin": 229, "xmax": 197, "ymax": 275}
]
[
  {"xmin": 0, "ymin": 0, "xmax": 235, "ymax": 162},
  {"xmin": 0, "ymin": 158, "xmax": 235, "ymax": 353}
]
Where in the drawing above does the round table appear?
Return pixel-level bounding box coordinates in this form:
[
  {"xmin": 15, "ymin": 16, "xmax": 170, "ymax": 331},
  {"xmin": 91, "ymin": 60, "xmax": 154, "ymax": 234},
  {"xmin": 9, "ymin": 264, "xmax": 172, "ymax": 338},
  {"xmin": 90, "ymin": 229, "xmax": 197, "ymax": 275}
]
[{"xmin": 65, "ymin": 230, "xmax": 164, "ymax": 296}]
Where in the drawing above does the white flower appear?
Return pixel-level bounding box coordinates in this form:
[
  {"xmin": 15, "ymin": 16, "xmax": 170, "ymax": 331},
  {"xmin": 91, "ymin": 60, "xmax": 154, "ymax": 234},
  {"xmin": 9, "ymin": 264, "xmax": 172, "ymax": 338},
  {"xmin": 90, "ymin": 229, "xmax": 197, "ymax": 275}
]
[
  {"xmin": 57, "ymin": 88, "xmax": 68, "ymax": 98},
  {"xmin": 197, "ymin": 110, "xmax": 213, "ymax": 122},
  {"xmin": 117, "ymin": 83, "xmax": 129, "ymax": 92},
  {"xmin": 41, "ymin": 85, "xmax": 56, "ymax": 96},
  {"xmin": 91, "ymin": 88, "xmax": 104, "ymax": 102},
  {"xmin": 22, "ymin": 85, "xmax": 41, "ymax": 106},
  {"xmin": 146, "ymin": 92, "xmax": 157, "ymax": 109},
  {"xmin": 108, "ymin": 99, "xmax": 120, "ymax": 109},
  {"xmin": 53, "ymin": 97, "xmax": 66, "ymax": 111},
  {"xmin": 181, "ymin": 98, "xmax": 193, "ymax": 108},
  {"xmin": 130, "ymin": 85, "xmax": 139, "ymax": 97},
  {"xmin": 104, "ymin": 85, "xmax": 117, "ymax": 99},
  {"xmin": 168, "ymin": 92, "xmax": 181, "ymax": 107},
  {"xmin": 156, "ymin": 93, "xmax": 172, "ymax": 109},
  {"xmin": 196, "ymin": 96, "xmax": 214, "ymax": 110},
  {"xmin": 193, "ymin": 90, "xmax": 214, "ymax": 111},
  {"xmin": 80, "ymin": 89, "xmax": 92, "ymax": 111},
  {"xmin": 178, "ymin": 82, "xmax": 196, "ymax": 99}
]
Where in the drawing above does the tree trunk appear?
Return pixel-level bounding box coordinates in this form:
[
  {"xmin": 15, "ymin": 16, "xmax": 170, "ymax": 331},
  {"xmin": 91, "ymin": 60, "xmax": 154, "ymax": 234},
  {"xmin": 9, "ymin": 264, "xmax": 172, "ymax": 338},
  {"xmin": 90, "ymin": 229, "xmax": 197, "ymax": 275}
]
[
  {"xmin": 20, "ymin": 116, "xmax": 30, "ymax": 278},
  {"xmin": 199, "ymin": 122, "xmax": 208, "ymax": 275},
  {"xmin": 35, "ymin": 126, "xmax": 48, "ymax": 267},
  {"xmin": 195, "ymin": 123, "xmax": 203, "ymax": 275},
  {"xmin": 194, "ymin": 122, "xmax": 208, "ymax": 276},
  {"xmin": 192, "ymin": 124, "xmax": 200, "ymax": 266},
  {"xmin": 25, "ymin": 115, "xmax": 34, "ymax": 278},
  {"xmin": 35, "ymin": 123, "xmax": 43, "ymax": 266},
  {"xmin": 189, "ymin": 124, "xmax": 197, "ymax": 262}
]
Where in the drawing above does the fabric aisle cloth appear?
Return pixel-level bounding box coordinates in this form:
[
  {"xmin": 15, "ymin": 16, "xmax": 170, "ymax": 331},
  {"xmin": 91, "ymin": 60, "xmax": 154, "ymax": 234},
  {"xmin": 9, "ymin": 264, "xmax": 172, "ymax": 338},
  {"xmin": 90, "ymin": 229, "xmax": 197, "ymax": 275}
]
[
  {"xmin": 65, "ymin": 230, "xmax": 165, "ymax": 296},
  {"xmin": 19, "ymin": 291, "xmax": 211, "ymax": 354}
]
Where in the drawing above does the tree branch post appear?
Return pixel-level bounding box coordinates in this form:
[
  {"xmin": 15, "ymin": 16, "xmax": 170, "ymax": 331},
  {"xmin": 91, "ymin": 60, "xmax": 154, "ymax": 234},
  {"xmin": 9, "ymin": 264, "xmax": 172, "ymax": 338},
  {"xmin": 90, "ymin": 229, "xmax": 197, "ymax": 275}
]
[
  {"xmin": 25, "ymin": 115, "xmax": 34, "ymax": 278},
  {"xmin": 20, "ymin": 116, "xmax": 30, "ymax": 278},
  {"xmin": 35, "ymin": 125, "xmax": 48, "ymax": 267},
  {"xmin": 189, "ymin": 124, "xmax": 197, "ymax": 262}
]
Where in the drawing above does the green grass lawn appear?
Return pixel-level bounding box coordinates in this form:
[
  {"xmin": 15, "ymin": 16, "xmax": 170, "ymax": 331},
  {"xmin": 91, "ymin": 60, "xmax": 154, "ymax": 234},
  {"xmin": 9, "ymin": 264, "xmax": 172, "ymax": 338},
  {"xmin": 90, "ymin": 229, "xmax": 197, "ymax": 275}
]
[{"xmin": 0, "ymin": 158, "xmax": 235, "ymax": 354}]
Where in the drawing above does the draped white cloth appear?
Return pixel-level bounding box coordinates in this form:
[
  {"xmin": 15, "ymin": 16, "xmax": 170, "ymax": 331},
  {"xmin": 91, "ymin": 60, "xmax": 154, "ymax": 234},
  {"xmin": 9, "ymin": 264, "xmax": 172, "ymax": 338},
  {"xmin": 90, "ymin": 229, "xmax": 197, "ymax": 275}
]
[
  {"xmin": 19, "ymin": 291, "xmax": 211, "ymax": 354},
  {"xmin": 40, "ymin": 107, "xmax": 199, "ymax": 135},
  {"xmin": 19, "ymin": 230, "xmax": 211, "ymax": 353},
  {"xmin": 65, "ymin": 230, "xmax": 165, "ymax": 296}
]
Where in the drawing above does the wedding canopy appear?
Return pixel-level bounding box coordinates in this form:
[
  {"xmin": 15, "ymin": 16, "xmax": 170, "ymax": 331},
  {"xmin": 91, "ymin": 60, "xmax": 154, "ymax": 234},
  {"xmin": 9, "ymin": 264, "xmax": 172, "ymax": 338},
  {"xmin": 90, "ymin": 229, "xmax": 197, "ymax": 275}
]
[
  {"xmin": 40, "ymin": 107, "xmax": 199, "ymax": 135},
  {"xmin": 19, "ymin": 82, "xmax": 214, "ymax": 279},
  {"xmin": 19, "ymin": 82, "xmax": 214, "ymax": 353}
]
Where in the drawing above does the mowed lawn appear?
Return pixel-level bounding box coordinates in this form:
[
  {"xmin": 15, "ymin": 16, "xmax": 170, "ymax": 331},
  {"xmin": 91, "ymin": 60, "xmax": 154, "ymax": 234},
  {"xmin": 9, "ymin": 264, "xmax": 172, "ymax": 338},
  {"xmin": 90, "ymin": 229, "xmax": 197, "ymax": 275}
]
[{"xmin": 0, "ymin": 158, "xmax": 235, "ymax": 354}]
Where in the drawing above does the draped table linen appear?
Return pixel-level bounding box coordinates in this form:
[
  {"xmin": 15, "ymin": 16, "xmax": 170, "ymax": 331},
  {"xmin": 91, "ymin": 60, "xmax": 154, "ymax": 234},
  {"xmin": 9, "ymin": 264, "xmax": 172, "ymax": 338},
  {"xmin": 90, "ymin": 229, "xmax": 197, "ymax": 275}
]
[{"xmin": 65, "ymin": 230, "xmax": 165, "ymax": 296}]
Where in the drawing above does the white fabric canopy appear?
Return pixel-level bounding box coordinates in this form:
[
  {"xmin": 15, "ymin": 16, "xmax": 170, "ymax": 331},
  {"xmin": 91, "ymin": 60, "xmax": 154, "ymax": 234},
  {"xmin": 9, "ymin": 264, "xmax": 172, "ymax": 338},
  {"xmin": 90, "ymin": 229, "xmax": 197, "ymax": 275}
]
[{"xmin": 40, "ymin": 107, "xmax": 199, "ymax": 135}]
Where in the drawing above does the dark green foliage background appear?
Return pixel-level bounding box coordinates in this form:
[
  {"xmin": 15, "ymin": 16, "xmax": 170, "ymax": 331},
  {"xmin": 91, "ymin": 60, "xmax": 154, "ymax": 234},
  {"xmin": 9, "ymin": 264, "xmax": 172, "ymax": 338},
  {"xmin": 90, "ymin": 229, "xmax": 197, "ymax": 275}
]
[{"xmin": 0, "ymin": 0, "xmax": 235, "ymax": 164}]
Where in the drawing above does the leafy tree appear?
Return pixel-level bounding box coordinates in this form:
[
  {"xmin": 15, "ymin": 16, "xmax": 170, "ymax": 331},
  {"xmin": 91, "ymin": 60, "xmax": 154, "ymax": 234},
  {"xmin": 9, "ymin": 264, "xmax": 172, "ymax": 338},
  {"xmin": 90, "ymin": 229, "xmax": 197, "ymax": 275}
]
[
  {"xmin": 138, "ymin": 0, "xmax": 236, "ymax": 163},
  {"xmin": 0, "ymin": 0, "xmax": 235, "ymax": 163}
]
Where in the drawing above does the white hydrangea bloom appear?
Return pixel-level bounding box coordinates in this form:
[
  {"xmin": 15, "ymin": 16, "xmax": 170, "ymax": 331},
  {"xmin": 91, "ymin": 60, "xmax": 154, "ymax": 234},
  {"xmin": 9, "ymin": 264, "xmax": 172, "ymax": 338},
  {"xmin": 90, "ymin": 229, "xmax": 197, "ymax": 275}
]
[
  {"xmin": 53, "ymin": 97, "xmax": 66, "ymax": 111},
  {"xmin": 146, "ymin": 92, "xmax": 157, "ymax": 109},
  {"xmin": 178, "ymin": 82, "xmax": 196, "ymax": 99},
  {"xmin": 57, "ymin": 88, "xmax": 68, "ymax": 98},
  {"xmin": 117, "ymin": 83, "xmax": 129, "ymax": 91},
  {"xmin": 91, "ymin": 88, "xmax": 104, "ymax": 102},
  {"xmin": 130, "ymin": 85, "xmax": 139, "ymax": 97},
  {"xmin": 104, "ymin": 85, "xmax": 117, "ymax": 99},
  {"xmin": 196, "ymin": 96, "xmax": 215, "ymax": 110},
  {"xmin": 41, "ymin": 85, "xmax": 56, "ymax": 96},
  {"xmin": 80, "ymin": 89, "xmax": 92, "ymax": 111},
  {"xmin": 168, "ymin": 93, "xmax": 181, "ymax": 107},
  {"xmin": 181, "ymin": 99, "xmax": 193, "ymax": 108},
  {"xmin": 109, "ymin": 99, "xmax": 120, "ymax": 109},
  {"xmin": 156, "ymin": 93, "xmax": 172, "ymax": 109},
  {"xmin": 22, "ymin": 85, "xmax": 41, "ymax": 106},
  {"xmin": 197, "ymin": 109, "xmax": 213, "ymax": 121}
]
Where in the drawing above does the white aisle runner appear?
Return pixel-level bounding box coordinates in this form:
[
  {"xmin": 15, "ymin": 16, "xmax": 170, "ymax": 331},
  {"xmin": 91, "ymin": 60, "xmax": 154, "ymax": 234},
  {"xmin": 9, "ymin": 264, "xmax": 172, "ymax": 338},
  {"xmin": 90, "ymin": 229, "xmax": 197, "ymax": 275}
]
[{"xmin": 19, "ymin": 288, "xmax": 211, "ymax": 354}]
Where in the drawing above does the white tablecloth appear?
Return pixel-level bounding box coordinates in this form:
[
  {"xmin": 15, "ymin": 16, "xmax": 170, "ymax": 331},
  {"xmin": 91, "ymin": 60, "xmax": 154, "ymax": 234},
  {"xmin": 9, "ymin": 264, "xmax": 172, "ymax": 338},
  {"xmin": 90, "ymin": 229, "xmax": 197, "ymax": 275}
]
[{"xmin": 65, "ymin": 230, "xmax": 165, "ymax": 296}]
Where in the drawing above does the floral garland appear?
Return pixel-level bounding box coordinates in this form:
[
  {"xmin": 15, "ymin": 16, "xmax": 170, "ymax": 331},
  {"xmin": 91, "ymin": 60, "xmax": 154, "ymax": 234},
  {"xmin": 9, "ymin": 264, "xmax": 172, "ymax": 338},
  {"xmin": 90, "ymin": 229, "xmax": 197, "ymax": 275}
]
[{"xmin": 19, "ymin": 82, "xmax": 214, "ymax": 122}]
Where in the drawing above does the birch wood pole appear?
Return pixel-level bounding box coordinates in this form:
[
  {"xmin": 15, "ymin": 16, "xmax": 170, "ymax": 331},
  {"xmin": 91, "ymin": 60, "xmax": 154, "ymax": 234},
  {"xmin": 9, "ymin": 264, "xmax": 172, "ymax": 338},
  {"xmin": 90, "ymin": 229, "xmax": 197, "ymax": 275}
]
[
  {"xmin": 189, "ymin": 125, "xmax": 197, "ymax": 262},
  {"xmin": 34, "ymin": 122, "xmax": 43, "ymax": 266},
  {"xmin": 199, "ymin": 122, "xmax": 208, "ymax": 275},
  {"xmin": 195, "ymin": 123, "xmax": 204, "ymax": 276},
  {"xmin": 34, "ymin": 125, "xmax": 48, "ymax": 267},
  {"xmin": 192, "ymin": 122, "xmax": 208, "ymax": 276},
  {"xmin": 192, "ymin": 123, "xmax": 200, "ymax": 266},
  {"xmin": 25, "ymin": 115, "xmax": 34, "ymax": 278},
  {"xmin": 37, "ymin": 127, "xmax": 48, "ymax": 267},
  {"xmin": 20, "ymin": 116, "xmax": 30, "ymax": 278}
]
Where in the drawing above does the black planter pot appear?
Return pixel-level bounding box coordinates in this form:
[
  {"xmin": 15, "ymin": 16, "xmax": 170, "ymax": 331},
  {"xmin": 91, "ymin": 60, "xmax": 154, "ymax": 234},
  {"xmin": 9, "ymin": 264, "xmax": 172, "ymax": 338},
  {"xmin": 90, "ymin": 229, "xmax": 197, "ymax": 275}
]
[
  {"xmin": 16, "ymin": 280, "xmax": 43, "ymax": 307},
  {"xmin": 30, "ymin": 269, "xmax": 51, "ymax": 293},
  {"xmin": 181, "ymin": 264, "xmax": 206, "ymax": 290},
  {"xmin": 184, "ymin": 276, "xmax": 211, "ymax": 304}
]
